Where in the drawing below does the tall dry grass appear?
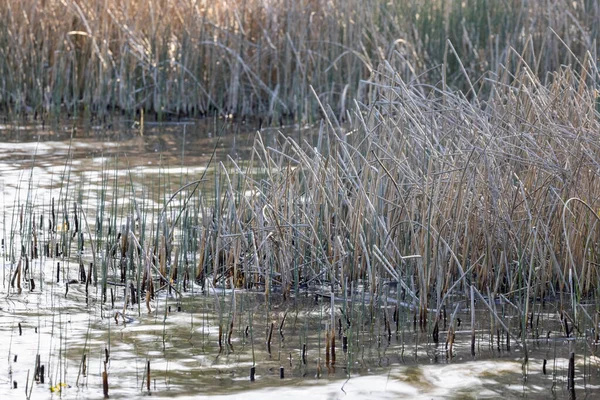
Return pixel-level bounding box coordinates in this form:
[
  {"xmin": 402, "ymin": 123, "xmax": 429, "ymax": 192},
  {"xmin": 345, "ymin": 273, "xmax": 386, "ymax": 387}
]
[
  {"xmin": 0, "ymin": 0, "xmax": 597, "ymax": 121},
  {"xmin": 3, "ymin": 0, "xmax": 600, "ymax": 344},
  {"xmin": 196, "ymin": 49, "xmax": 600, "ymax": 327}
]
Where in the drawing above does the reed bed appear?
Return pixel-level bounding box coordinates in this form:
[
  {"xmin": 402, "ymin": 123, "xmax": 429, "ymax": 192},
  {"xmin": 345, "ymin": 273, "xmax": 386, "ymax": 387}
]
[
  {"xmin": 5, "ymin": 51, "xmax": 599, "ymax": 341},
  {"xmin": 0, "ymin": 0, "xmax": 598, "ymax": 122},
  {"xmin": 205, "ymin": 55, "xmax": 600, "ymax": 322},
  {"xmin": 2, "ymin": 60, "xmax": 600, "ymax": 398},
  {"xmin": 2, "ymin": 2, "xmax": 600, "ymax": 396}
]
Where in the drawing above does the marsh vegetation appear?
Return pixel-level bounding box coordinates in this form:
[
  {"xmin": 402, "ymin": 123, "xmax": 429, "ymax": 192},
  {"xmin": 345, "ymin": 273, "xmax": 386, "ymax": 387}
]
[{"xmin": 2, "ymin": 0, "xmax": 600, "ymax": 399}]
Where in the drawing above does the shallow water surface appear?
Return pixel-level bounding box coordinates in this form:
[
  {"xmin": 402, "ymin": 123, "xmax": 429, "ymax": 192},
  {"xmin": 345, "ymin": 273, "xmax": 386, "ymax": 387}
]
[{"xmin": 3, "ymin": 279, "xmax": 597, "ymax": 399}]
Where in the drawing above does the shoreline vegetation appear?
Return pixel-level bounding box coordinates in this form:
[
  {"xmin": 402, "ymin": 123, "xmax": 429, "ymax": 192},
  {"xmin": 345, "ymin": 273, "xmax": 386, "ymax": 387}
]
[
  {"xmin": 4, "ymin": 47, "xmax": 600, "ymax": 353},
  {"xmin": 0, "ymin": 0, "xmax": 598, "ymax": 122},
  {"xmin": 2, "ymin": 0, "xmax": 600, "ymax": 397}
]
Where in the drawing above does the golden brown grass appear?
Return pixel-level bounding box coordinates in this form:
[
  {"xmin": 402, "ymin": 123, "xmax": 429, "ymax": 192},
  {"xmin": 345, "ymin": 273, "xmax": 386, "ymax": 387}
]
[
  {"xmin": 3, "ymin": 0, "xmax": 600, "ymax": 342},
  {"xmin": 200, "ymin": 52, "xmax": 600, "ymax": 325},
  {"xmin": 0, "ymin": 0, "xmax": 597, "ymax": 122}
]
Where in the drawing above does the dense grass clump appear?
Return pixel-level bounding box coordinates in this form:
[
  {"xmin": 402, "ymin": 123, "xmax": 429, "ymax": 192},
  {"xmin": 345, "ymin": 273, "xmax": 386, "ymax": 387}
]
[
  {"xmin": 0, "ymin": 0, "xmax": 597, "ymax": 121},
  {"xmin": 200, "ymin": 56, "xmax": 600, "ymax": 323}
]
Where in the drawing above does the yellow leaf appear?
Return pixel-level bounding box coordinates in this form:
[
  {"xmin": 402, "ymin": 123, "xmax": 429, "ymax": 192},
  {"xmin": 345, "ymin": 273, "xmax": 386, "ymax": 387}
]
[{"xmin": 50, "ymin": 383, "xmax": 68, "ymax": 392}]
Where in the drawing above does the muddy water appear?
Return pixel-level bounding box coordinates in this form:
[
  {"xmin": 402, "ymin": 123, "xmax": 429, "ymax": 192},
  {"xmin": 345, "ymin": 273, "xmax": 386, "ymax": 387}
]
[
  {"xmin": 0, "ymin": 118, "xmax": 295, "ymax": 211},
  {"xmin": 3, "ymin": 277, "xmax": 596, "ymax": 400},
  {"xmin": 0, "ymin": 119, "xmax": 599, "ymax": 399}
]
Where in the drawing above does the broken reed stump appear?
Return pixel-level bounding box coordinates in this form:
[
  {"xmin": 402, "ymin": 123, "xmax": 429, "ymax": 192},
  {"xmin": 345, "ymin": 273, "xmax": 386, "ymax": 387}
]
[
  {"xmin": 145, "ymin": 290, "xmax": 152, "ymax": 314},
  {"xmin": 562, "ymin": 311, "xmax": 572, "ymax": 338},
  {"xmin": 79, "ymin": 262, "xmax": 86, "ymax": 283},
  {"xmin": 129, "ymin": 283, "xmax": 137, "ymax": 305},
  {"xmin": 413, "ymin": 313, "xmax": 417, "ymax": 331},
  {"xmin": 331, "ymin": 329, "xmax": 336, "ymax": 365},
  {"xmin": 470, "ymin": 285, "xmax": 476, "ymax": 357},
  {"xmin": 34, "ymin": 355, "xmax": 41, "ymax": 382},
  {"xmin": 10, "ymin": 258, "xmax": 22, "ymax": 291},
  {"xmin": 384, "ymin": 309, "xmax": 391, "ymax": 339},
  {"xmin": 542, "ymin": 359, "xmax": 547, "ymax": 375},
  {"xmin": 102, "ymin": 361, "xmax": 109, "ymax": 398},
  {"xmin": 497, "ymin": 329, "xmax": 501, "ymax": 351},
  {"xmin": 147, "ymin": 360, "xmax": 151, "ymax": 392},
  {"xmin": 279, "ymin": 312, "xmax": 287, "ymax": 342},
  {"xmin": 267, "ymin": 322, "xmax": 274, "ymax": 355},
  {"xmin": 250, "ymin": 366, "xmax": 256, "ymax": 381},
  {"xmin": 218, "ymin": 325, "xmax": 223, "ymax": 353},
  {"xmin": 325, "ymin": 329, "xmax": 330, "ymax": 365},
  {"xmin": 33, "ymin": 355, "xmax": 45, "ymax": 384},
  {"xmin": 568, "ymin": 352, "xmax": 575, "ymax": 395},
  {"xmin": 302, "ymin": 343, "xmax": 307, "ymax": 364}
]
